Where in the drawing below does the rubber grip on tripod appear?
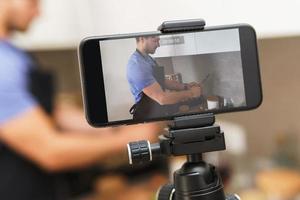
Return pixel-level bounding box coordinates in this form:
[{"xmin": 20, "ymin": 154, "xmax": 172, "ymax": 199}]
[{"xmin": 127, "ymin": 140, "xmax": 152, "ymax": 165}]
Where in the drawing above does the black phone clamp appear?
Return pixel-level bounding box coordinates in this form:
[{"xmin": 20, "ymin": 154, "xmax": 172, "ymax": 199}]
[
  {"xmin": 127, "ymin": 19, "xmax": 241, "ymax": 200},
  {"xmin": 157, "ymin": 18, "xmax": 206, "ymax": 33}
]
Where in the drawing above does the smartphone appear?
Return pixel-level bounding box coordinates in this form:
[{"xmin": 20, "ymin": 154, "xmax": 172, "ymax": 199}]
[{"xmin": 78, "ymin": 24, "xmax": 262, "ymax": 127}]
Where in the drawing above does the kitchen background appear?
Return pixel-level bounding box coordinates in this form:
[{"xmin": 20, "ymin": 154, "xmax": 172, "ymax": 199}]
[{"xmin": 12, "ymin": 0, "xmax": 300, "ymax": 199}]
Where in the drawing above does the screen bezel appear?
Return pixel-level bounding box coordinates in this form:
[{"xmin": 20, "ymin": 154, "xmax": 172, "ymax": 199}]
[{"xmin": 78, "ymin": 24, "xmax": 263, "ymax": 127}]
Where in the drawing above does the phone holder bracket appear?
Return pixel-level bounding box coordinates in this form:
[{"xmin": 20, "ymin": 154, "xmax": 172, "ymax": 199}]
[
  {"xmin": 158, "ymin": 113, "xmax": 226, "ymax": 156},
  {"xmin": 127, "ymin": 18, "xmax": 241, "ymax": 200}
]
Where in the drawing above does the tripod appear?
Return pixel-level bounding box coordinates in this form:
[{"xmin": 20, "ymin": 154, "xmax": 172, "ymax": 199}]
[{"xmin": 127, "ymin": 113, "xmax": 240, "ymax": 200}]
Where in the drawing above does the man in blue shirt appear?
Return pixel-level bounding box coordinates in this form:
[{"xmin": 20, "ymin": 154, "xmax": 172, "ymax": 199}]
[
  {"xmin": 127, "ymin": 36, "xmax": 202, "ymax": 120},
  {"xmin": 0, "ymin": 1, "xmax": 162, "ymax": 199}
]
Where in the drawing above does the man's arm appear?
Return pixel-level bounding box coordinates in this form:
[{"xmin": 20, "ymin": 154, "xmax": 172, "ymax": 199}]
[
  {"xmin": 0, "ymin": 106, "xmax": 163, "ymax": 172},
  {"xmin": 143, "ymin": 82, "xmax": 201, "ymax": 105},
  {"xmin": 53, "ymin": 102, "xmax": 104, "ymax": 132},
  {"xmin": 165, "ymin": 80, "xmax": 202, "ymax": 91},
  {"xmin": 164, "ymin": 79, "xmax": 186, "ymax": 91}
]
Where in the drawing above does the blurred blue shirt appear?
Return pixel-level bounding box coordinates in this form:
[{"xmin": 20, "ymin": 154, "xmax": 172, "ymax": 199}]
[
  {"xmin": 126, "ymin": 51, "xmax": 156, "ymax": 103},
  {"xmin": 0, "ymin": 40, "xmax": 37, "ymax": 125}
]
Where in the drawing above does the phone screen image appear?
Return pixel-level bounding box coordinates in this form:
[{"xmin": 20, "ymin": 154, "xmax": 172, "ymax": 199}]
[{"xmin": 99, "ymin": 28, "xmax": 246, "ymax": 122}]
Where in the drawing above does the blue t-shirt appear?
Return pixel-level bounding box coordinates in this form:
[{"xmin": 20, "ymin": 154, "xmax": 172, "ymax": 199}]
[
  {"xmin": 127, "ymin": 51, "xmax": 157, "ymax": 103},
  {"xmin": 0, "ymin": 40, "xmax": 37, "ymax": 125}
]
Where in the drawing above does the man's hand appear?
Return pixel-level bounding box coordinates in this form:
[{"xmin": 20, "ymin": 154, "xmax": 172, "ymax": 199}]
[
  {"xmin": 0, "ymin": 106, "xmax": 165, "ymax": 172},
  {"xmin": 143, "ymin": 82, "xmax": 200, "ymax": 105},
  {"xmin": 189, "ymin": 86, "xmax": 202, "ymax": 98},
  {"xmin": 114, "ymin": 122, "xmax": 165, "ymax": 144},
  {"xmin": 187, "ymin": 82, "xmax": 201, "ymax": 89}
]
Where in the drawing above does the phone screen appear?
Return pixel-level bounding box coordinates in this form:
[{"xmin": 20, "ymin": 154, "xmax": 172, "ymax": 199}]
[{"xmin": 98, "ymin": 28, "xmax": 246, "ymax": 122}]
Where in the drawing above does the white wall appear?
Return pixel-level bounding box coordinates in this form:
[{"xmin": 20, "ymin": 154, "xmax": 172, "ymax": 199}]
[
  {"xmin": 154, "ymin": 29, "xmax": 240, "ymax": 57},
  {"xmin": 170, "ymin": 52, "xmax": 246, "ymax": 106},
  {"xmin": 13, "ymin": 0, "xmax": 300, "ymax": 49},
  {"xmin": 88, "ymin": 0, "xmax": 300, "ymax": 37},
  {"xmin": 100, "ymin": 38, "xmax": 136, "ymax": 121}
]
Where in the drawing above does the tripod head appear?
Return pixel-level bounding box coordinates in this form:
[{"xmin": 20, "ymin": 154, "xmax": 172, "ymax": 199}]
[
  {"xmin": 127, "ymin": 113, "xmax": 240, "ymax": 200},
  {"xmin": 127, "ymin": 113, "xmax": 225, "ymax": 164}
]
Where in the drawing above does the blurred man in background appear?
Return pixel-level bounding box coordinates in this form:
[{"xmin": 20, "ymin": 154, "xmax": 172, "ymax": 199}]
[{"xmin": 0, "ymin": 0, "xmax": 163, "ymax": 199}]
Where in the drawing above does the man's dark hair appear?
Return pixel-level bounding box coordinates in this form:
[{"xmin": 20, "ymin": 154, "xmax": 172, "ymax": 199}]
[{"xmin": 136, "ymin": 36, "xmax": 151, "ymax": 43}]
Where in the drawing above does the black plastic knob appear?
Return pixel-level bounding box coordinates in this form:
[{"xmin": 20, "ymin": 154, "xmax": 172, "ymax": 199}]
[
  {"xmin": 156, "ymin": 184, "xmax": 175, "ymax": 200},
  {"xmin": 127, "ymin": 140, "xmax": 152, "ymax": 165}
]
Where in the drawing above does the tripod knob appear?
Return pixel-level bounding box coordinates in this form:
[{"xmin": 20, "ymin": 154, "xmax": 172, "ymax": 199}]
[
  {"xmin": 226, "ymin": 194, "xmax": 241, "ymax": 200},
  {"xmin": 156, "ymin": 184, "xmax": 175, "ymax": 200},
  {"xmin": 127, "ymin": 140, "xmax": 152, "ymax": 165}
]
